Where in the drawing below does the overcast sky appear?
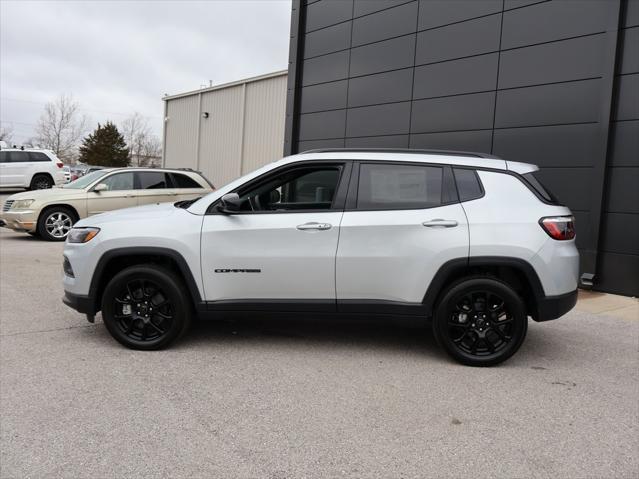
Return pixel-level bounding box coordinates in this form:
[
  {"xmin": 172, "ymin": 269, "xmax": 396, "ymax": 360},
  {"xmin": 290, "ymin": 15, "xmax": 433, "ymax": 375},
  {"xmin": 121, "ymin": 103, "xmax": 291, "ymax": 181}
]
[{"xmin": 0, "ymin": 0, "xmax": 292, "ymax": 143}]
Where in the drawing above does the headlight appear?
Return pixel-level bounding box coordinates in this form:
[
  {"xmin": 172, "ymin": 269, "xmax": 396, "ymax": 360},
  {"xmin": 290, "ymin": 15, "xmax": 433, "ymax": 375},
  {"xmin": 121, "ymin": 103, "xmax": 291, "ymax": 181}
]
[
  {"xmin": 12, "ymin": 199, "xmax": 35, "ymax": 209},
  {"xmin": 67, "ymin": 227, "xmax": 100, "ymax": 243}
]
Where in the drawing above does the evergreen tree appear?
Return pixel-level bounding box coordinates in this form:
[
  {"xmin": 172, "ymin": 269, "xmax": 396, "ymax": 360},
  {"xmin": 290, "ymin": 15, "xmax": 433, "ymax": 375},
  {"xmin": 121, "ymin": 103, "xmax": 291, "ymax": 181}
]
[{"xmin": 78, "ymin": 122, "xmax": 129, "ymax": 167}]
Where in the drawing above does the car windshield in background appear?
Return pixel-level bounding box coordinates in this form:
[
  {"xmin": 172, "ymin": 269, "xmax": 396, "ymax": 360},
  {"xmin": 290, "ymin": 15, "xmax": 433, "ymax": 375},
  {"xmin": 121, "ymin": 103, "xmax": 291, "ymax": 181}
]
[{"xmin": 62, "ymin": 170, "xmax": 109, "ymax": 189}]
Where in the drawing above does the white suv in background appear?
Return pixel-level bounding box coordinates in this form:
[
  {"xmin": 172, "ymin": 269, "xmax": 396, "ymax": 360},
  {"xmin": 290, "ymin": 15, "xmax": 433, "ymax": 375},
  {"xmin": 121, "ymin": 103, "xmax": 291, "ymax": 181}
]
[
  {"xmin": 0, "ymin": 148, "xmax": 66, "ymax": 189},
  {"xmin": 62, "ymin": 149, "xmax": 579, "ymax": 366}
]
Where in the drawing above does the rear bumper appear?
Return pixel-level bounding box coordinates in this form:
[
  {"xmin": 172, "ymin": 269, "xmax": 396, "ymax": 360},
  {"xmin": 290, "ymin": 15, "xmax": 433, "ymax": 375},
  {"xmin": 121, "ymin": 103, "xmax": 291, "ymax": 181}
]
[{"xmin": 534, "ymin": 289, "xmax": 578, "ymax": 322}]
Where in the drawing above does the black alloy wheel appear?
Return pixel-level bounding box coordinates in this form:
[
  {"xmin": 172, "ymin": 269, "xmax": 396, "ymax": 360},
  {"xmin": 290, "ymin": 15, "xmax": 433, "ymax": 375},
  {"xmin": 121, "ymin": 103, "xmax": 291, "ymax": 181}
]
[
  {"xmin": 101, "ymin": 265, "xmax": 191, "ymax": 350},
  {"xmin": 433, "ymin": 277, "xmax": 527, "ymax": 366}
]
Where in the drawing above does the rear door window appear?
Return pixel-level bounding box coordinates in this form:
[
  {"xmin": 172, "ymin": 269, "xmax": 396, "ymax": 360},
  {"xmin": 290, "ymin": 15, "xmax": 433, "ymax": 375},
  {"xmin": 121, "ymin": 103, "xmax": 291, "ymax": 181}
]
[
  {"xmin": 357, "ymin": 163, "xmax": 443, "ymax": 210},
  {"xmin": 3, "ymin": 151, "xmax": 29, "ymax": 162},
  {"xmin": 137, "ymin": 171, "xmax": 170, "ymax": 189}
]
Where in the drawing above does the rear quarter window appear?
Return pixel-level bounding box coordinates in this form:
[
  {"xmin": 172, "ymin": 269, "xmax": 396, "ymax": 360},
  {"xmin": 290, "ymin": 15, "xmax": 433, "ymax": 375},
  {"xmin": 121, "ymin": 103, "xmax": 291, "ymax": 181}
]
[
  {"xmin": 522, "ymin": 172, "xmax": 562, "ymax": 205},
  {"xmin": 453, "ymin": 168, "xmax": 483, "ymax": 202},
  {"xmin": 28, "ymin": 152, "xmax": 51, "ymax": 162},
  {"xmin": 171, "ymin": 173, "xmax": 203, "ymax": 188}
]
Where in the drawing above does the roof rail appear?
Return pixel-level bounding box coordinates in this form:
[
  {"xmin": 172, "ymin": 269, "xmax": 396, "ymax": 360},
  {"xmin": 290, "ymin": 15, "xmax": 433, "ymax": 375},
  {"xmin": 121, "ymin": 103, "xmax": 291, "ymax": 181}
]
[{"xmin": 300, "ymin": 148, "xmax": 502, "ymax": 160}]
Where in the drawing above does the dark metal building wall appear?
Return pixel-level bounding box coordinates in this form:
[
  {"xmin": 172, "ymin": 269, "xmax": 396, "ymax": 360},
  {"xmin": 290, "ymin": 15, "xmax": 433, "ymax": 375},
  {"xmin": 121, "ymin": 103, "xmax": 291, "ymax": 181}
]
[{"xmin": 285, "ymin": 0, "xmax": 639, "ymax": 296}]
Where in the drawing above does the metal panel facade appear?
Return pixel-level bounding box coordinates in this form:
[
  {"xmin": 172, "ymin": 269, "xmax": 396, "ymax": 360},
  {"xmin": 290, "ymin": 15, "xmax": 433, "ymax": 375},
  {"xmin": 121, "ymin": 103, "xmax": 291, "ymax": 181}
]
[
  {"xmin": 286, "ymin": 0, "xmax": 638, "ymax": 296},
  {"xmin": 163, "ymin": 71, "xmax": 287, "ymax": 188}
]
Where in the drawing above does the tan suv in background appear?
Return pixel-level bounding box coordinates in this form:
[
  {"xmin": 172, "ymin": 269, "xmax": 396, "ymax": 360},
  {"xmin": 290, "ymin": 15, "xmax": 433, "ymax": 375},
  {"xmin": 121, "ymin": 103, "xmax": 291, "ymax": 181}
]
[{"xmin": 0, "ymin": 167, "xmax": 214, "ymax": 240}]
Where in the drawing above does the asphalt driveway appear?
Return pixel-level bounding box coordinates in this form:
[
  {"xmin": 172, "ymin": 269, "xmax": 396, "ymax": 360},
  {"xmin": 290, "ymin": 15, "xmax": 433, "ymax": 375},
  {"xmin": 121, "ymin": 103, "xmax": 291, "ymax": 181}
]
[{"xmin": 0, "ymin": 220, "xmax": 637, "ymax": 478}]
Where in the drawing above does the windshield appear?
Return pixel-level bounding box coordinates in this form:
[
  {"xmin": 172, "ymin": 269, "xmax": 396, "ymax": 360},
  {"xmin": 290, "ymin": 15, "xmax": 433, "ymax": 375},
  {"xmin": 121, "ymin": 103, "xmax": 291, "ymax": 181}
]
[{"xmin": 63, "ymin": 170, "xmax": 110, "ymax": 189}]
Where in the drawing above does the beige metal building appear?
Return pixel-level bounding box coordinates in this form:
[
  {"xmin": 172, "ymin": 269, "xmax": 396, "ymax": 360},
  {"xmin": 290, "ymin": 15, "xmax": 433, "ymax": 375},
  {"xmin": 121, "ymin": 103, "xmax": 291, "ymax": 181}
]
[{"xmin": 162, "ymin": 71, "xmax": 287, "ymax": 187}]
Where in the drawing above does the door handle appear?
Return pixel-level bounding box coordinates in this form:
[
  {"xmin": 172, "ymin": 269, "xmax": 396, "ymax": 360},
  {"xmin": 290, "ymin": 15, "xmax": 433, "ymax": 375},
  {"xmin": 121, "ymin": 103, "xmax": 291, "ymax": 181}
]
[
  {"xmin": 297, "ymin": 222, "xmax": 332, "ymax": 231},
  {"xmin": 422, "ymin": 219, "xmax": 458, "ymax": 228}
]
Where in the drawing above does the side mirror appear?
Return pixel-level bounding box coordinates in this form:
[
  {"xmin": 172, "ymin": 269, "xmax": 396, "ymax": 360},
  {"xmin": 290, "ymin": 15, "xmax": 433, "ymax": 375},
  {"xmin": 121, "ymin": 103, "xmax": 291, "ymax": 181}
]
[
  {"xmin": 93, "ymin": 183, "xmax": 108, "ymax": 193},
  {"xmin": 217, "ymin": 193, "xmax": 242, "ymax": 214}
]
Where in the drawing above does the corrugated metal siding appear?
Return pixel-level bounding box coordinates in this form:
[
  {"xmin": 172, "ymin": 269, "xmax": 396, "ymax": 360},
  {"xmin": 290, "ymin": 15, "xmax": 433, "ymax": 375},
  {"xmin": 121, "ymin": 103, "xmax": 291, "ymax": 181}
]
[
  {"xmin": 198, "ymin": 85, "xmax": 245, "ymax": 187},
  {"xmin": 242, "ymin": 75, "xmax": 288, "ymax": 175},
  {"xmin": 163, "ymin": 72, "xmax": 287, "ymax": 188},
  {"xmin": 164, "ymin": 95, "xmax": 199, "ymax": 170}
]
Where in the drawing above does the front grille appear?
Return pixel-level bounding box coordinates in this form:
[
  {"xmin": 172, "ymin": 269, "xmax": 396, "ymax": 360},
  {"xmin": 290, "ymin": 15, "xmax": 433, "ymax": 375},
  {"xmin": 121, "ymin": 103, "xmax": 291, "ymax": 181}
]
[{"xmin": 2, "ymin": 200, "xmax": 14, "ymax": 212}]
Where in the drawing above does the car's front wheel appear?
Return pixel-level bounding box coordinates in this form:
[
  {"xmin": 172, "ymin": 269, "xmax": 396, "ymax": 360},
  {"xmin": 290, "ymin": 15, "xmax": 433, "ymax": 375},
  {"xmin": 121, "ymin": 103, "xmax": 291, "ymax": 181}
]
[
  {"xmin": 101, "ymin": 265, "xmax": 192, "ymax": 350},
  {"xmin": 432, "ymin": 277, "xmax": 528, "ymax": 367},
  {"xmin": 37, "ymin": 206, "xmax": 76, "ymax": 241}
]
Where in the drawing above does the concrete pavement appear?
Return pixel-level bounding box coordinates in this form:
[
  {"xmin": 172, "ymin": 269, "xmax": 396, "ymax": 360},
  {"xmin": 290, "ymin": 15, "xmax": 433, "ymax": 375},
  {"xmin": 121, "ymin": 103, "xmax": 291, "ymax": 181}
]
[{"xmin": 0, "ymin": 210, "xmax": 637, "ymax": 478}]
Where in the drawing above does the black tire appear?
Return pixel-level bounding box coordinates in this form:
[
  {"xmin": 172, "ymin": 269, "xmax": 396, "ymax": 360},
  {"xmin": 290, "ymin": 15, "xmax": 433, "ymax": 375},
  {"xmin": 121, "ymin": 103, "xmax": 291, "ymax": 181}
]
[
  {"xmin": 432, "ymin": 277, "xmax": 528, "ymax": 367},
  {"xmin": 37, "ymin": 206, "xmax": 77, "ymax": 241},
  {"xmin": 30, "ymin": 174, "xmax": 53, "ymax": 190},
  {"xmin": 101, "ymin": 264, "xmax": 192, "ymax": 350}
]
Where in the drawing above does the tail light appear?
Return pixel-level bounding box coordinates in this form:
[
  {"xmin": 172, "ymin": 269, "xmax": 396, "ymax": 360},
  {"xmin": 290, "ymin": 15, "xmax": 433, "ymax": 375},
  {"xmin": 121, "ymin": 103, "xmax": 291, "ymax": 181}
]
[
  {"xmin": 539, "ymin": 216, "xmax": 575, "ymax": 240},
  {"xmin": 56, "ymin": 162, "xmax": 64, "ymax": 168}
]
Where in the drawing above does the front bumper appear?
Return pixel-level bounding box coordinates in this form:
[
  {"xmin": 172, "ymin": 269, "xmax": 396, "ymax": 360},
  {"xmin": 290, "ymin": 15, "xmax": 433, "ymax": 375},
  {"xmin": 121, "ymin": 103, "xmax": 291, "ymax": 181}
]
[
  {"xmin": 0, "ymin": 210, "xmax": 38, "ymax": 232},
  {"xmin": 62, "ymin": 290, "xmax": 96, "ymax": 322},
  {"xmin": 534, "ymin": 288, "xmax": 578, "ymax": 322}
]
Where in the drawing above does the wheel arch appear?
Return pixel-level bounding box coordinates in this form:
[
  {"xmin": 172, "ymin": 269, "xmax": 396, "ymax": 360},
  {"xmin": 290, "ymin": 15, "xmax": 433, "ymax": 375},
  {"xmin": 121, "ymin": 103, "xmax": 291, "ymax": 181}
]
[
  {"xmin": 423, "ymin": 256, "xmax": 545, "ymax": 320},
  {"xmin": 89, "ymin": 247, "xmax": 202, "ymax": 315},
  {"xmin": 38, "ymin": 203, "xmax": 80, "ymax": 224},
  {"xmin": 30, "ymin": 172, "xmax": 54, "ymax": 187}
]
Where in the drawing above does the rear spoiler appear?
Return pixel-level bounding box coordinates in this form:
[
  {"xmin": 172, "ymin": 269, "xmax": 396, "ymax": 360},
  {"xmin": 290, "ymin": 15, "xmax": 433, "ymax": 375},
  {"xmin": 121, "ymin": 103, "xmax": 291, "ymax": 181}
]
[{"xmin": 505, "ymin": 160, "xmax": 539, "ymax": 175}]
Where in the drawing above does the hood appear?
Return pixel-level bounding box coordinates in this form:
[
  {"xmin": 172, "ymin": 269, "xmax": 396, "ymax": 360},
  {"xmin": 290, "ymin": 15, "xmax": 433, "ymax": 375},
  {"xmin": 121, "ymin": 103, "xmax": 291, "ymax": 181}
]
[
  {"xmin": 74, "ymin": 201, "xmax": 179, "ymax": 227},
  {"xmin": 6, "ymin": 187, "xmax": 81, "ymax": 202}
]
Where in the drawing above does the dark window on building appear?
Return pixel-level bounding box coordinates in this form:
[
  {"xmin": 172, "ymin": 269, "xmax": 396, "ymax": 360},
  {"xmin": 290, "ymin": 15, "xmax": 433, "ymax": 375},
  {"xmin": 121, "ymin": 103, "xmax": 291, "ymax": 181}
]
[
  {"xmin": 239, "ymin": 166, "xmax": 341, "ymax": 211},
  {"xmin": 171, "ymin": 173, "xmax": 202, "ymax": 189},
  {"xmin": 453, "ymin": 168, "xmax": 483, "ymax": 202},
  {"xmin": 357, "ymin": 163, "xmax": 443, "ymax": 209},
  {"xmin": 28, "ymin": 152, "xmax": 50, "ymax": 162},
  {"xmin": 522, "ymin": 172, "xmax": 561, "ymax": 205},
  {"xmin": 137, "ymin": 171, "xmax": 170, "ymax": 189}
]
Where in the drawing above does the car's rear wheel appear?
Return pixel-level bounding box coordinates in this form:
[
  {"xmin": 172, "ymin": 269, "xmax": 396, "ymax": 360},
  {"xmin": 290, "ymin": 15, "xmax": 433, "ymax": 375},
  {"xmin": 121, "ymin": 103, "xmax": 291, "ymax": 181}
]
[
  {"xmin": 37, "ymin": 206, "xmax": 76, "ymax": 241},
  {"xmin": 30, "ymin": 174, "xmax": 53, "ymax": 190},
  {"xmin": 101, "ymin": 265, "xmax": 192, "ymax": 350},
  {"xmin": 432, "ymin": 277, "xmax": 527, "ymax": 367}
]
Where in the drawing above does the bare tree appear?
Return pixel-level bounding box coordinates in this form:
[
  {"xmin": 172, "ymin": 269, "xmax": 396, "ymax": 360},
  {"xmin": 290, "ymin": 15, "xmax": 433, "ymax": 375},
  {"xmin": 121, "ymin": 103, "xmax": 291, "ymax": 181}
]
[
  {"xmin": 0, "ymin": 123, "xmax": 14, "ymax": 143},
  {"xmin": 121, "ymin": 112, "xmax": 152, "ymax": 166},
  {"xmin": 35, "ymin": 94, "xmax": 88, "ymax": 161},
  {"xmin": 139, "ymin": 135, "xmax": 162, "ymax": 167}
]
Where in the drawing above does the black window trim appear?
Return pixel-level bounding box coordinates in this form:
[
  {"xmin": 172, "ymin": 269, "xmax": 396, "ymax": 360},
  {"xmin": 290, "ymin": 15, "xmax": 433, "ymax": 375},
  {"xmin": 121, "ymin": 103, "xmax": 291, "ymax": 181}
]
[
  {"xmin": 205, "ymin": 160, "xmax": 353, "ymax": 215},
  {"xmin": 345, "ymin": 160, "xmax": 459, "ymax": 212}
]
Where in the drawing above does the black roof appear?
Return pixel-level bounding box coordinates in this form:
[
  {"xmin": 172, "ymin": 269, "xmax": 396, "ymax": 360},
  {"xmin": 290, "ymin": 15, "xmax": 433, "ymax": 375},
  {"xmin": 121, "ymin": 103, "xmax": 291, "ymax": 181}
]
[{"xmin": 300, "ymin": 148, "xmax": 502, "ymax": 160}]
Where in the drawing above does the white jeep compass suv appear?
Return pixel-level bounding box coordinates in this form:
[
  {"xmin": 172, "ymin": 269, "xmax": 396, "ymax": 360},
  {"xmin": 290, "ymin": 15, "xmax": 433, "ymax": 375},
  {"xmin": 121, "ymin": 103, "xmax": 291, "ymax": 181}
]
[{"xmin": 62, "ymin": 149, "xmax": 579, "ymax": 366}]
